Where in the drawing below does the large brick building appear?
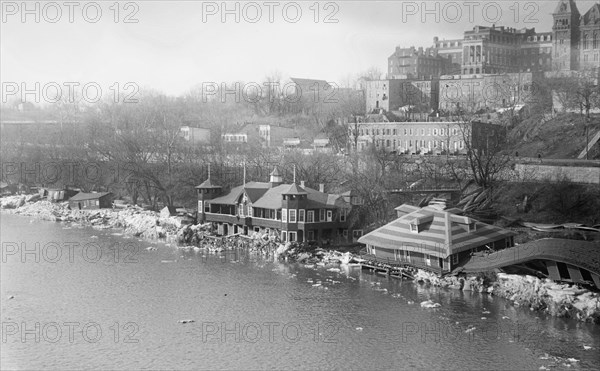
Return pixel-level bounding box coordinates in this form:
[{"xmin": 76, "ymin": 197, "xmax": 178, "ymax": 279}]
[
  {"xmin": 364, "ymin": 79, "xmax": 439, "ymax": 115},
  {"xmin": 388, "ymin": 46, "xmax": 453, "ymax": 79},
  {"xmin": 349, "ymin": 121, "xmax": 505, "ymax": 155}
]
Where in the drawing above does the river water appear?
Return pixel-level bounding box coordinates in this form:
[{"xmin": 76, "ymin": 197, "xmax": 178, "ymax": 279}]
[{"xmin": 1, "ymin": 213, "xmax": 599, "ymax": 370}]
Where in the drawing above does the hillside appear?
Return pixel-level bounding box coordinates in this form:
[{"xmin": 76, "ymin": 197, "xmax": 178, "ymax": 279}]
[{"xmin": 507, "ymin": 113, "xmax": 600, "ymax": 159}]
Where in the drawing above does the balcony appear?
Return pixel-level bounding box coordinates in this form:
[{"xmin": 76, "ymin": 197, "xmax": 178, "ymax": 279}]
[
  {"xmin": 204, "ymin": 213, "xmax": 241, "ymax": 225},
  {"xmin": 252, "ymin": 217, "xmax": 282, "ymax": 229}
]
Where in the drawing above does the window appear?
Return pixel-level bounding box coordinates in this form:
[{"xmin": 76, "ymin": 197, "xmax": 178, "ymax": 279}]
[
  {"xmin": 307, "ymin": 230, "xmax": 314, "ymax": 240},
  {"xmin": 95, "ymin": 200, "xmax": 99, "ymax": 206},
  {"xmin": 198, "ymin": 201, "xmax": 203, "ymax": 212},
  {"xmin": 327, "ymin": 210, "xmax": 332, "ymax": 222},
  {"xmin": 239, "ymin": 205, "xmax": 244, "ymax": 217},
  {"xmin": 342, "ymin": 230, "xmax": 348, "ymax": 238},
  {"xmin": 453, "ymin": 128, "xmax": 457, "ymax": 136},
  {"xmin": 298, "ymin": 209, "xmax": 305, "ymax": 222},
  {"xmin": 289, "ymin": 209, "xmax": 296, "ymax": 223},
  {"xmin": 340, "ymin": 209, "xmax": 347, "ymax": 222},
  {"xmin": 404, "ymin": 129, "xmax": 407, "ymax": 135},
  {"xmin": 452, "ymin": 254, "xmax": 459, "ymax": 265},
  {"xmin": 409, "ymin": 128, "xmax": 413, "ymax": 135},
  {"xmin": 282, "ymin": 209, "xmax": 287, "ymax": 222},
  {"xmin": 307, "ymin": 211, "xmax": 314, "ymax": 223},
  {"xmin": 420, "ymin": 129, "xmax": 424, "ymax": 136},
  {"xmin": 282, "ymin": 231, "xmax": 287, "ymax": 242},
  {"xmin": 248, "ymin": 206, "xmax": 253, "ymax": 217},
  {"xmin": 319, "ymin": 209, "xmax": 326, "ymax": 221},
  {"xmin": 288, "ymin": 232, "xmax": 296, "ymax": 242},
  {"xmin": 205, "ymin": 202, "xmax": 210, "ymax": 213},
  {"xmin": 410, "ymin": 223, "xmax": 418, "ymax": 233}
]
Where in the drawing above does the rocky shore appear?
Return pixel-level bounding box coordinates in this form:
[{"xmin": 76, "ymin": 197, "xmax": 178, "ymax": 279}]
[{"xmin": 2, "ymin": 194, "xmax": 599, "ymax": 324}]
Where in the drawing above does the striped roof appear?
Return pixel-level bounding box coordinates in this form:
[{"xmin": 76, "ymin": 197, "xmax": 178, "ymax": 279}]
[{"xmin": 358, "ymin": 204, "xmax": 516, "ymax": 259}]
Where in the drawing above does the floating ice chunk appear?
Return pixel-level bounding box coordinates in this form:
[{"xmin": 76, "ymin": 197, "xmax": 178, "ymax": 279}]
[
  {"xmin": 465, "ymin": 326, "xmax": 476, "ymax": 333},
  {"xmin": 583, "ymin": 345, "xmax": 592, "ymax": 350},
  {"xmin": 146, "ymin": 246, "xmax": 157, "ymax": 251},
  {"xmin": 420, "ymin": 300, "xmax": 441, "ymax": 308},
  {"xmin": 312, "ymin": 283, "xmax": 321, "ymax": 287},
  {"xmin": 327, "ymin": 268, "xmax": 341, "ymax": 272},
  {"xmin": 567, "ymin": 358, "xmax": 579, "ymax": 363},
  {"xmin": 355, "ymin": 327, "xmax": 363, "ymax": 331},
  {"xmin": 178, "ymin": 319, "xmax": 195, "ymax": 324}
]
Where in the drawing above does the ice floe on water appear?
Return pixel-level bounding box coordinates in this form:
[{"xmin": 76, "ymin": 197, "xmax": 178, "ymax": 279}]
[{"xmin": 420, "ymin": 300, "xmax": 441, "ymax": 308}]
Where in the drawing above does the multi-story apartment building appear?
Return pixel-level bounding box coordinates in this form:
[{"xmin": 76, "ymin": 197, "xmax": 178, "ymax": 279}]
[
  {"xmin": 349, "ymin": 121, "xmax": 505, "ymax": 155},
  {"xmin": 365, "ymin": 79, "xmax": 439, "ymax": 114},
  {"xmin": 431, "ymin": 37, "xmax": 463, "ymax": 75},
  {"xmin": 388, "ymin": 46, "xmax": 452, "ymax": 79},
  {"xmin": 196, "ymin": 168, "xmax": 362, "ymax": 243},
  {"xmin": 438, "ymin": 72, "xmax": 540, "ymax": 112}
]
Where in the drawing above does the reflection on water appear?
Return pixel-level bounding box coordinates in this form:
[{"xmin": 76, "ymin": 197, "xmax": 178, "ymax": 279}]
[{"xmin": 1, "ymin": 213, "xmax": 599, "ymax": 370}]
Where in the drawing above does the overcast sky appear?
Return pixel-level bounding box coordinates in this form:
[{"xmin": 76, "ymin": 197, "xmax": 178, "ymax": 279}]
[{"xmin": 2, "ymin": 1, "xmax": 599, "ymax": 97}]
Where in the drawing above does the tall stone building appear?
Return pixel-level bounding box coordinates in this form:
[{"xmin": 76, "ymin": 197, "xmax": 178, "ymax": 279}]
[
  {"xmin": 553, "ymin": 0, "xmax": 582, "ymax": 71},
  {"xmin": 550, "ymin": 0, "xmax": 600, "ymax": 72}
]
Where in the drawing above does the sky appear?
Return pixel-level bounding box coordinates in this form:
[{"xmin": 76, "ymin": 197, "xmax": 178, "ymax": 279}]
[{"xmin": 2, "ymin": 0, "xmax": 599, "ymax": 98}]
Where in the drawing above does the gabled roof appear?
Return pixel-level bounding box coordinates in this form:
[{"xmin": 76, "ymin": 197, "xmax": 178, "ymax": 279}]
[
  {"xmin": 290, "ymin": 77, "xmax": 331, "ymax": 90},
  {"xmin": 303, "ymin": 186, "xmax": 344, "ymax": 209},
  {"xmin": 270, "ymin": 167, "xmax": 281, "ymax": 176},
  {"xmin": 209, "ymin": 182, "xmax": 271, "ymax": 205},
  {"xmin": 195, "ymin": 179, "xmax": 221, "ymax": 189},
  {"xmin": 582, "ymin": 3, "xmax": 600, "ymax": 25},
  {"xmin": 282, "ymin": 183, "xmax": 308, "ymax": 195},
  {"xmin": 251, "ymin": 184, "xmax": 289, "ymax": 209},
  {"xmin": 70, "ymin": 192, "xmax": 111, "ymax": 201},
  {"xmin": 358, "ymin": 204, "xmax": 516, "ymax": 259},
  {"xmin": 553, "ymin": 0, "xmax": 579, "ymax": 15}
]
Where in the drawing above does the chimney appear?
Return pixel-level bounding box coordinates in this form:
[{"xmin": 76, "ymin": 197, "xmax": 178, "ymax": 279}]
[
  {"xmin": 319, "ymin": 183, "xmax": 325, "ymax": 193},
  {"xmin": 300, "ymin": 180, "xmax": 305, "ymax": 187}
]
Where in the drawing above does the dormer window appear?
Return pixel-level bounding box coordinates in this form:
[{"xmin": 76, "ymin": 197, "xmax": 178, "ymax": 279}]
[
  {"xmin": 468, "ymin": 222, "xmax": 476, "ymax": 232},
  {"xmin": 410, "ymin": 223, "xmax": 419, "ymax": 233}
]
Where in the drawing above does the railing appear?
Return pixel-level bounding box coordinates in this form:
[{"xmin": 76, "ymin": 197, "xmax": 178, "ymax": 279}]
[{"xmin": 204, "ymin": 213, "xmax": 238, "ymax": 224}]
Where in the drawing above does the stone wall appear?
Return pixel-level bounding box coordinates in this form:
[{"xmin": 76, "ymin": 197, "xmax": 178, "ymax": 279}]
[{"xmin": 513, "ymin": 163, "xmax": 600, "ymax": 184}]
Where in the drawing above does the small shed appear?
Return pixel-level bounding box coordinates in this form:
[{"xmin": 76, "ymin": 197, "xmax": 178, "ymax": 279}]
[
  {"xmin": 69, "ymin": 192, "xmax": 113, "ymax": 210},
  {"xmin": 47, "ymin": 188, "xmax": 78, "ymax": 202}
]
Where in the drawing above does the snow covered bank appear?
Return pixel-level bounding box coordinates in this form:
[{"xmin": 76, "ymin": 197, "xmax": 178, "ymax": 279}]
[{"xmin": 414, "ymin": 269, "xmax": 600, "ymax": 324}]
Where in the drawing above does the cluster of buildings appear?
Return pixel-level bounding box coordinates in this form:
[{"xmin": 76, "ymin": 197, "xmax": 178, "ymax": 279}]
[{"xmin": 368, "ymin": 0, "xmax": 600, "ymax": 116}]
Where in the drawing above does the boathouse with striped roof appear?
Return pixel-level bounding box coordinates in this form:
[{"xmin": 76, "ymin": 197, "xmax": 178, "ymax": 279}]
[{"xmin": 357, "ymin": 204, "xmax": 516, "ymax": 274}]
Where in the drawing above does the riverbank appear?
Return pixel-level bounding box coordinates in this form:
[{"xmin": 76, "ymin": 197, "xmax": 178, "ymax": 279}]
[
  {"xmin": 2, "ymin": 194, "xmax": 599, "ymax": 324},
  {"xmin": 413, "ymin": 269, "xmax": 600, "ymax": 324}
]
